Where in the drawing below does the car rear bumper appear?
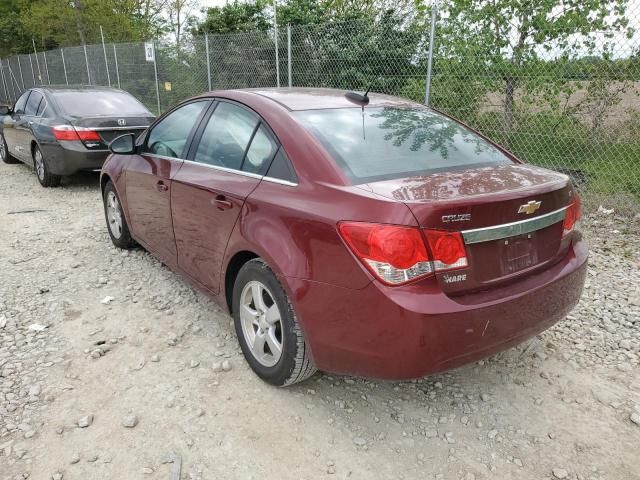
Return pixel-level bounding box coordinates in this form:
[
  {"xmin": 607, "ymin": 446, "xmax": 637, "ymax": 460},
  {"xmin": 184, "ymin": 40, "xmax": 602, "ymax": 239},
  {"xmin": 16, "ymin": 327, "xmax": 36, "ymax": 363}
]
[
  {"xmin": 285, "ymin": 236, "xmax": 588, "ymax": 380},
  {"xmin": 40, "ymin": 142, "xmax": 109, "ymax": 175}
]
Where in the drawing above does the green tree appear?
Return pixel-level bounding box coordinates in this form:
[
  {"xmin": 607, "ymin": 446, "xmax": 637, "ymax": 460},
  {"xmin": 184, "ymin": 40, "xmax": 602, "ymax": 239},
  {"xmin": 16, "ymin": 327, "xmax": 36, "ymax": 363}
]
[
  {"xmin": 19, "ymin": 0, "xmax": 166, "ymax": 48},
  {"xmin": 435, "ymin": 0, "xmax": 632, "ymax": 143},
  {"xmin": 195, "ymin": 0, "xmax": 272, "ymax": 35},
  {"xmin": 0, "ymin": 0, "xmax": 31, "ymax": 56}
]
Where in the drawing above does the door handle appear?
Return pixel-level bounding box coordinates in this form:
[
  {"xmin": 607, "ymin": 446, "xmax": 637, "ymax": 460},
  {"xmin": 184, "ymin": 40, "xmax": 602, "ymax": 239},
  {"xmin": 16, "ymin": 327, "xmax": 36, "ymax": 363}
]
[
  {"xmin": 214, "ymin": 195, "xmax": 233, "ymax": 211},
  {"xmin": 156, "ymin": 181, "xmax": 168, "ymax": 192}
]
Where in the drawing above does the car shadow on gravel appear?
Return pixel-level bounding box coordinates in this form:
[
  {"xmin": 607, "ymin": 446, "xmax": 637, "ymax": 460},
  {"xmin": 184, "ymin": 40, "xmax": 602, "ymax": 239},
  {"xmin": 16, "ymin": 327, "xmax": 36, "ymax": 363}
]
[{"xmin": 61, "ymin": 171, "xmax": 101, "ymax": 189}]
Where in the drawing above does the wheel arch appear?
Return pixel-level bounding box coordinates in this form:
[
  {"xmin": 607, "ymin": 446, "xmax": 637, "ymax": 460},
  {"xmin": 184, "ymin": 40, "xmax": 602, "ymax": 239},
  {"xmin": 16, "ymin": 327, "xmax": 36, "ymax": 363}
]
[
  {"xmin": 30, "ymin": 139, "xmax": 39, "ymax": 156},
  {"xmin": 100, "ymin": 172, "xmax": 112, "ymax": 194},
  {"xmin": 224, "ymin": 250, "xmax": 259, "ymax": 313}
]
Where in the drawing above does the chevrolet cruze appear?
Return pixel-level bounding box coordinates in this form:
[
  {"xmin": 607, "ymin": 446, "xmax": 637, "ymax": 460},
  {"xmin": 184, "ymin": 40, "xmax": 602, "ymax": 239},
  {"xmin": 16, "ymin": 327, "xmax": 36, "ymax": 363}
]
[{"xmin": 100, "ymin": 88, "xmax": 588, "ymax": 386}]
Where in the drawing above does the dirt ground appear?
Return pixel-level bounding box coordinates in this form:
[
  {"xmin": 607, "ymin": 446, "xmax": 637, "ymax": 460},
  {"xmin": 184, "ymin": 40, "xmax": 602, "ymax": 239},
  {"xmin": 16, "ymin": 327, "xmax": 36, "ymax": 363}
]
[{"xmin": 1, "ymin": 160, "xmax": 639, "ymax": 480}]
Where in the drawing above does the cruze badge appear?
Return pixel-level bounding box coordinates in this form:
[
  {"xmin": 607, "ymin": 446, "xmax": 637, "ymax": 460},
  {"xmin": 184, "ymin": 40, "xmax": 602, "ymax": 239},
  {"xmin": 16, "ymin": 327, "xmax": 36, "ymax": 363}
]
[
  {"xmin": 518, "ymin": 200, "xmax": 541, "ymax": 215},
  {"xmin": 442, "ymin": 213, "xmax": 471, "ymax": 223},
  {"xmin": 117, "ymin": 118, "xmax": 127, "ymax": 126}
]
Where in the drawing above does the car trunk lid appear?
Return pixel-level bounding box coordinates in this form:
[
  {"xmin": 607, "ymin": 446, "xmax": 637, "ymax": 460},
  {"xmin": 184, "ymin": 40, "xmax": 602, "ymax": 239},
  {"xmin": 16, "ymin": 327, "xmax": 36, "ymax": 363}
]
[
  {"xmin": 68, "ymin": 116, "xmax": 153, "ymax": 149},
  {"xmin": 361, "ymin": 163, "xmax": 576, "ymax": 294}
]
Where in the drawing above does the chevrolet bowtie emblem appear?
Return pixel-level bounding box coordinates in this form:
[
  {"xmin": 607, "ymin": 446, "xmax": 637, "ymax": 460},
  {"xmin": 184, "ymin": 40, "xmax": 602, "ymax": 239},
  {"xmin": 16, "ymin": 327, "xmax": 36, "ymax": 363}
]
[{"xmin": 518, "ymin": 200, "xmax": 542, "ymax": 215}]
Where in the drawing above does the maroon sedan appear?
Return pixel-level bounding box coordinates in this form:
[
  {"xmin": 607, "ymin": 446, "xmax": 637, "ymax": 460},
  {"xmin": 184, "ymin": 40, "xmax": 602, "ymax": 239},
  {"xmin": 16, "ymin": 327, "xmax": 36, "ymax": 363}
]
[{"xmin": 100, "ymin": 88, "xmax": 587, "ymax": 386}]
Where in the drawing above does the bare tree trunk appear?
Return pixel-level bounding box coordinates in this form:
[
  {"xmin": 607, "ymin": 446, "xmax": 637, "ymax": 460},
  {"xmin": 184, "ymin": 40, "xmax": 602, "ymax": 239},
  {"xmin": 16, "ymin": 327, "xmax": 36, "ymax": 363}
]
[
  {"xmin": 503, "ymin": 21, "xmax": 528, "ymax": 146},
  {"xmin": 72, "ymin": 0, "xmax": 87, "ymax": 45},
  {"xmin": 503, "ymin": 76, "xmax": 516, "ymax": 140}
]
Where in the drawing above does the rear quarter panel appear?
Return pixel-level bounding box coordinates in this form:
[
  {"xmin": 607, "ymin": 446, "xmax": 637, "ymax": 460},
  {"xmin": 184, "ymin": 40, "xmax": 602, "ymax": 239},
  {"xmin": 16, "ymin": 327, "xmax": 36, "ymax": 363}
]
[{"xmin": 222, "ymin": 178, "xmax": 418, "ymax": 296}]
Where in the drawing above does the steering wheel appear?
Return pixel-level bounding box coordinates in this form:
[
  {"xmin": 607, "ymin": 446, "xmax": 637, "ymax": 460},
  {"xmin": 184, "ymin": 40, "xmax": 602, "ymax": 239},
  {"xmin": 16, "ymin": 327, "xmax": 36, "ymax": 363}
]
[{"xmin": 149, "ymin": 141, "xmax": 177, "ymax": 158}]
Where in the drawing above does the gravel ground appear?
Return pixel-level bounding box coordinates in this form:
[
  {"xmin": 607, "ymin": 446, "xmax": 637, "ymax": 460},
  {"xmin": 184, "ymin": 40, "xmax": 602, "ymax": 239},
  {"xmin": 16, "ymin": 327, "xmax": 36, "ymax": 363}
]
[{"xmin": 1, "ymin": 160, "xmax": 639, "ymax": 480}]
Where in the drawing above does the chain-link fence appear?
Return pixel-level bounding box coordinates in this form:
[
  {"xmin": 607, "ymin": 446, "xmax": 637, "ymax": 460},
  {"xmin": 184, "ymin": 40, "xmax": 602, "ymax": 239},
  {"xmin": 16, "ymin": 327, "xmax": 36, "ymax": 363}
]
[{"xmin": 1, "ymin": 11, "xmax": 639, "ymax": 207}]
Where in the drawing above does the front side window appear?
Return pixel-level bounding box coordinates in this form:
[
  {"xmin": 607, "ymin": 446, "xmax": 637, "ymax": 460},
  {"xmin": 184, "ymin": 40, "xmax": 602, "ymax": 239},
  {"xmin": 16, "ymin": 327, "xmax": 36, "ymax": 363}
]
[
  {"xmin": 194, "ymin": 102, "xmax": 258, "ymax": 170},
  {"xmin": 294, "ymin": 107, "xmax": 513, "ymax": 183},
  {"xmin": 13, "ymin": 91, "xmax": 30, "ymax": 115},
  {"xmin": 25, "ymin": 91, "xmax": 43, "ymax": 116},
  {"xmin": 145, "ymin": 101, "xmax": 208, "ymax": 158}
]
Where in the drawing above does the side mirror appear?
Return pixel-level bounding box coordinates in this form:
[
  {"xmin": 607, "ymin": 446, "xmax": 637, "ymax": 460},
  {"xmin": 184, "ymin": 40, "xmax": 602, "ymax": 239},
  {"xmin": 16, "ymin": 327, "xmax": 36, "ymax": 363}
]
[
  {"xmin": 0, "ymin": 105, "xmax": 11, "ymax": 116},
  {"xmin": 110, "ymin": 133, "xmax": 136, "ymax": 154}
]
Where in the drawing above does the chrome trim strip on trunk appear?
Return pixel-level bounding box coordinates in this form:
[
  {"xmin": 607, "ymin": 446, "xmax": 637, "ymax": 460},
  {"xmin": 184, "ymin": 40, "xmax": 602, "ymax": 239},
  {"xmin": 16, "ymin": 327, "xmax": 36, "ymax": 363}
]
[
  {"xmin": 461, "ymin": 207, "xmax": 567, "ymax": 244},
  {"xmin": 92, "ymin": 126, "xmax": 149, "ymax": 131}
]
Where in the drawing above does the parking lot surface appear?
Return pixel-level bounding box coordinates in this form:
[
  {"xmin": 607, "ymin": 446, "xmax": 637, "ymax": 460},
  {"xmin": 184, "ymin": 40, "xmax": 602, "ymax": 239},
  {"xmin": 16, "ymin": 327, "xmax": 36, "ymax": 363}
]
[{"xmin": 1, "ymin": 161, "xmax": 639, "ymax": 480}]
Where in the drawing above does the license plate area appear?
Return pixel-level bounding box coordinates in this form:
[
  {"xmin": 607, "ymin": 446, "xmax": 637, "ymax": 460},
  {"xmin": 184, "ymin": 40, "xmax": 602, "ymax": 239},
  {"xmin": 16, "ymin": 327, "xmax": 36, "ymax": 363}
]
[{"xmin": 500, "ymin": 233, "xmax": 538, "ymax": 275}]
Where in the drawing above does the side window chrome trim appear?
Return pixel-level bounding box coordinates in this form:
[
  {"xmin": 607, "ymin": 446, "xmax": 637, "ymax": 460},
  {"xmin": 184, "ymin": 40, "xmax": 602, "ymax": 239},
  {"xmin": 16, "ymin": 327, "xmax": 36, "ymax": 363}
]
[
  {"xmin": 182, "ymin": 158, "xmax": 263, "ymax": 179},
  {"xmin": 262, "ymin": 176, "xmax": 298, "ymax": 187},
  {"xmin": 141, "ymin": 153, "xmax": 183, "ymax": 162},
  {"xmin": 180, "ymin": 157, "xmax": 298, "ymax": 186}
]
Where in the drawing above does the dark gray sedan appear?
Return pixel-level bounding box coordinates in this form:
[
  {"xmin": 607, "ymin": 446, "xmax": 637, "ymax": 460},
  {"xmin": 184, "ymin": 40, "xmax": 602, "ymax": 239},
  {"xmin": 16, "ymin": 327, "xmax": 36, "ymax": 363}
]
[{"xmin": 0, "ymin": 86, "xmax": 155, "ymax": 187}]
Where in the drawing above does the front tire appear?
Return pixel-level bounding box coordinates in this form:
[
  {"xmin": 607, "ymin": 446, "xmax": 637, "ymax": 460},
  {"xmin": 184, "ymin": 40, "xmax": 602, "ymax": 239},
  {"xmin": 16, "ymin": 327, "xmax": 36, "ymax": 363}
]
[
  {"xmin": 103, "ymin": 180, "xmax": 137, "ymax": 249},
  {"xmin": 33, "ymin": 145, "xmax": 61, "ymax": 187},
  {"xmin": 233, "ymin": 259, "xmax": 317, "ymax": 386},
  {"xmin": 0, "ymin": 133, "xmax": 18, "ymax": 164}
]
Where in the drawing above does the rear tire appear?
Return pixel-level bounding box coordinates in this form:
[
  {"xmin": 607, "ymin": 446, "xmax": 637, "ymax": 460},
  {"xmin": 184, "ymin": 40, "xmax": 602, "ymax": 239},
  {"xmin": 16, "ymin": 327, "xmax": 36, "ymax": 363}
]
[
  {"xmin": 33, "ymin": 145, "xmax": 61, "ymax": 187},
  {"xmin": 233, "ymin": 258, "xmax": 317, "ymax": 386},
  {"xmin": 103, "ymin": 180, "xmax": 137, "ymax": 249},
  {"xmin": 0, "ymin": 133, "xmax": 18, "ymax": 164}
]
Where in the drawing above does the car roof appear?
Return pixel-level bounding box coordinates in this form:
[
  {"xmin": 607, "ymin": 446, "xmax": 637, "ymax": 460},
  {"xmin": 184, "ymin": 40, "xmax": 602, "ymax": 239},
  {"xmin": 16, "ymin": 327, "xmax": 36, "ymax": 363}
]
[
  {"xmin": 40, "ymin": 85, "xmax": 128, "ymax": 94},
  {"xmin": 233, "ymin": 87, "xmax": 419, "ymax": 111}
]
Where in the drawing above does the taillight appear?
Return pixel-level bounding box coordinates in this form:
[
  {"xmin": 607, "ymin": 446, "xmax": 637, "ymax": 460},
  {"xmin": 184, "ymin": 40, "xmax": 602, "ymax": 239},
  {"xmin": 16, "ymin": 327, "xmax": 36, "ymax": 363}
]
[
  {"xmin": 52, "ymin": 125, "xmax": 101, "ymax": 142},
  {"xmin": 424, "ymin": 230, "xmax": 468, "ymax": 271},
  {"xmin": 563, "ymin": 194, "xmax": 581, "ymax": 236},
  {"xmin": 338, "ymin": 222, "xmax": 468, "ymax": 285}
]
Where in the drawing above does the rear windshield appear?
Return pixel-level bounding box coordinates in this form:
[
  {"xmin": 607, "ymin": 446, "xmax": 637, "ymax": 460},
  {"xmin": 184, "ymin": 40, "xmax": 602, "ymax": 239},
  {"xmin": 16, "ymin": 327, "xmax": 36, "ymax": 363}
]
[
  {"xmin": 52, "ymin": 90, "xmax": 151, "ymax": 117},
  {"xmin": 294, "ymin": 107, "xmax": 512, "ymax": 183}
]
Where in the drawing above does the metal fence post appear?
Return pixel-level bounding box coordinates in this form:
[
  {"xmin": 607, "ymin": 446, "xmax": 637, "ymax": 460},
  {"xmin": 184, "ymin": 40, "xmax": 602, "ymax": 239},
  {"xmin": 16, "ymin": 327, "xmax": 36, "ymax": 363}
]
[
  {"xmin": 424, "ymin": 4, "xmax": 437, "ymax": 106},
  {"xmin": 153, "ymin": 40, "xmax": 161, "ymax": 114},
  {"xmin": 32, "ymin": 40, "xmax": 43, "ymax": 85},
  {"xmin": 28, "ymin": 53, "xmax": 36, "ymax": 85},
  {"xmin": 0, "ymin": 61, "xmax": 9, "ymax": 102},
  {"xmin": 61, "ymin": 48, "xmax": 69, "ymax": 85},
  {"xmin": 8, "ymin": 65, "xmax": 21, "ymax": 95},
  {"xmin": 287, "ymin": 24, "xmax": 292, "ymax": 88},
  {"xmin": 274, "ymin": 0, "xmax": 280, "ymax": 88},
  {"xmin": 100, "ymin": 26, "xmax": 111, "ymax": 86},
  {"xmin": 113, "ymin": 44, "xmax": 121, "ymax": 88},
  {"xmin": 43, "ymin": 51, "xmax": 51, "ymax": 84},
  {"xmin": 17, "ymin": 57, "xmax": 25, "ymax": 89},
  {"xmin": 83, "ymin": 44, "xmax": 91, "ymax": 85},
  {"xmin": 205, "ymin": 32, "xmax": 212, "ymax": 91}
]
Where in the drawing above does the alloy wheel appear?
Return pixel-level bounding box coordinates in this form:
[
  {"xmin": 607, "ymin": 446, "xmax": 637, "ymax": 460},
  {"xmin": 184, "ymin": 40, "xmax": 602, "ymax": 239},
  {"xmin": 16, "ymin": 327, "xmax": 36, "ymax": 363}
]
[
  {"xmin": 0, "ymin": 134, "xmax": 6, "ymax": 162},
  {"xmin": 34, "ymin": 148, "xmax": 45, "ymax": 181},
  {"xmin": 239, "ymin": 281, "xmax": 284, "ymax": 367},
  {"xmin": 106, "ymin": 191, "xmax": 123, "ymax": 239}
]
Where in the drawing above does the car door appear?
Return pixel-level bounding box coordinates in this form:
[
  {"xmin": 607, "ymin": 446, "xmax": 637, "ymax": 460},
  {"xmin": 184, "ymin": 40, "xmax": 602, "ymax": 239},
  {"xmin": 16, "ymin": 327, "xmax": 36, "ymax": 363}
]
[
  {"xmin": 16, "ymin": 90, "xmax": 45, "ymax": 166},
  {"xmin": 124, "ymin": 100, "xmax": 210, "ymax": 266},
  {"xmin": 171, "ymin": 101, "xmax": 279, "ymax": 293},
  {"xmin": 2, "ymin": 90, "xmax": 31, "ymax": 162}
]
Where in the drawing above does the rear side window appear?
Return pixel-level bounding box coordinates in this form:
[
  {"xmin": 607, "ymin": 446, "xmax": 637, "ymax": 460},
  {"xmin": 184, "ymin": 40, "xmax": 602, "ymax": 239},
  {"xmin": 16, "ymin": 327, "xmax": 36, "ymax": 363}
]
[
  {"xmin": 145, "ymin": 101, "xmax": 208, "ymax": 158},
  {"xmin": 194, "ymin": 102, "xmax": 258, "ymax": 170},
  {"xmin": 52, "ymin": 90, "xmax": 151, "ymax": 116},
  {"xmin": 293, "ymin": 107, "xmax": 512, "ymax": 183},
  {"xmin": 243, "ymin": 125, "xmax": 277, "ymax": 175},
  {"xmin": 25, "ymin": 91, "xmax": 43, "ymax": 116},
  {"xmin": 36, "ymin": 98, "xmax": 47, "ymax": 116},
  {"xmin": 266, "ymin": 147, "xmax": 298, "ymax": 184}
]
